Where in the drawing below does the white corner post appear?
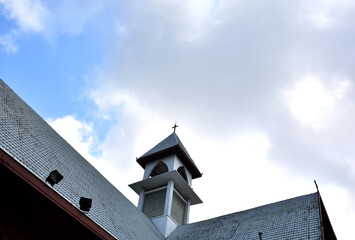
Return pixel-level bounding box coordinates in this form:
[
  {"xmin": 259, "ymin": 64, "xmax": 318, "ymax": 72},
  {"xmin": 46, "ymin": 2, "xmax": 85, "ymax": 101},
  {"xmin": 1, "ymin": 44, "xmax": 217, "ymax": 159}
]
[
  {"xmin": 185, "ymin": 199, "xmax": 191, "ymax": 224},
  {"xmin": 138, "ymin": 188, "xmax": 145, "ymax": 211},
  {"xmin": 164, "ymin": 180, "xmax": 174, "ymax": 216}
]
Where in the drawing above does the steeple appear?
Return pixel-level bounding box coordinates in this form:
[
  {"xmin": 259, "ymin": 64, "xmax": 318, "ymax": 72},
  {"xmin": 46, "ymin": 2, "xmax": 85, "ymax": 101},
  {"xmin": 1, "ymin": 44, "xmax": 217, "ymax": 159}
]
[{"xmin": 129, "ymin": 131, "xmax": 202, "ymax": 237}]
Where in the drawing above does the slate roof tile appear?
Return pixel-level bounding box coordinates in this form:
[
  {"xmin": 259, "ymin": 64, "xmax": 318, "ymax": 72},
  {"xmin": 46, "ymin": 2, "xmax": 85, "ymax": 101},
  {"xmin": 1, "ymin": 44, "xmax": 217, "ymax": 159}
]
[
  {"xmin": 140, "ymin": 132, "xmax": 191, "ymax": 160},
  {"xmin": 137, "ymin": 132, "xmax": 202, "ymax": 178},
  {"xmin": 0, "ymin": 79, "xmax": 164, "ymax": 240},
  {"xmin": 167, "ymin": 193, "xmax": 321, "ymax": 240},
  {"xmin": 0, "ymin": 78, "xmax": 324, "ymax": 240}
]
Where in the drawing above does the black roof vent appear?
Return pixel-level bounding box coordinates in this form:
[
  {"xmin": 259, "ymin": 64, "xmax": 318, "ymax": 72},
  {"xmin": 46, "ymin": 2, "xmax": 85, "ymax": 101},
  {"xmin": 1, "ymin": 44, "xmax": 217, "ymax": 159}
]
[
  {"xmin": 79, "ymin": 197, "xmax": 92, "ymax": 212},
  {"xmin": 46, "ymin": 170, "xmax": 63, "ymax": 186}
]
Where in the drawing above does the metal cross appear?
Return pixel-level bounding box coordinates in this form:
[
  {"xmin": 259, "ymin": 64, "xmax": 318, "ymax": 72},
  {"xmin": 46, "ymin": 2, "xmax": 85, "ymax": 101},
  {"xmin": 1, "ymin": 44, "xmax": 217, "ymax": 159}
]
[{"xmin": 172, "ymin": 122, "xmax": 178, "ymax": 132}]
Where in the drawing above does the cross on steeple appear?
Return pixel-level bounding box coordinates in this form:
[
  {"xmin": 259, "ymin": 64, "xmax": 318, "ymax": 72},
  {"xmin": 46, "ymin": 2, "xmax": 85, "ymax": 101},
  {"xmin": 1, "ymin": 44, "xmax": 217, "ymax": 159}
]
[{"xmin": 172, "ymin": 122, "xmax": 178, "ymax": 132}]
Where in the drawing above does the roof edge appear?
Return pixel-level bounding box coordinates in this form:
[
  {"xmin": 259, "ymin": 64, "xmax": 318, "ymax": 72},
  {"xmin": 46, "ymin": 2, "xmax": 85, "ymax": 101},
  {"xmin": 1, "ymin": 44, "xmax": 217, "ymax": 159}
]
[
  {"xmin": 137, "ymin": 145, "xmax": 202, "ymax": 179},
  {"xmin": 0, "ymin": 147, "xmax": 116, "ymax": 240},
  {"xmin": 318, "ymin": 191, "xmax": 337, "ymax": 240}
]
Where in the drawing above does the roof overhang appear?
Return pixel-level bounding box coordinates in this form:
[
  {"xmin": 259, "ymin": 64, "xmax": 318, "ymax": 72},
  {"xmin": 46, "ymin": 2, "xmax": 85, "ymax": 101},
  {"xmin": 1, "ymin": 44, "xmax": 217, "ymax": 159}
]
[
  {"xmin": 137, "ymin": 145, "xmax": 202, "ymax": 179},
  {"xmin": 129, "ymin": 171, "xmax": 203, "ymax": 205},
  {"xmin": 0, "ymin": 147, "xmax": 115, "ymax": 240}
]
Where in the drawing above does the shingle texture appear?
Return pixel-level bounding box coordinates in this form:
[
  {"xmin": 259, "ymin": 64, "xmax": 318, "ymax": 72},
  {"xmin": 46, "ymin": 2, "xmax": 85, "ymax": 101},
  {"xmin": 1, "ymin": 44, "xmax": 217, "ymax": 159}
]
[
  {"xmin": 0, "ymin": 78, "xmax": 324, "ymax": 240},
  {"xmin": 167, "ymin": 193, "xmax": 321, "ymax": 240},
  {"xmin": 0, "ymin": 79, "xmax": 164, "ymax": 240},
  {"xmin": 139, "ymin": 132, "xmax": 202, "ymax": 179},
  {"xmin": 140, "ymin": 132, "xmax": 192, "ymax": 161}
]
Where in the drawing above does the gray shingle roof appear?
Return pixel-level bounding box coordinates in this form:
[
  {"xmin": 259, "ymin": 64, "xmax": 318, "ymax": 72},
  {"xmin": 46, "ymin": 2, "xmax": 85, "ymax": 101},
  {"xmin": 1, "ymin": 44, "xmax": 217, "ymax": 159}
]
[
  {"xmin": 0, "ymin": 78, "xmax": 326, "ymax": 240},
  {"xmin": 137, "ymin": 132, "xmax": 202, "ymax": 178},
  {"xmin": 167, "ymin": 192, "xmax": 321, "ymax": 240},
  {"xmin": 140, "ymin": 132, "xmax": 190, "ymax": 159},
  {"xmin": 0, "ymin": 79, "xmax": 164, "ymax": 240}
]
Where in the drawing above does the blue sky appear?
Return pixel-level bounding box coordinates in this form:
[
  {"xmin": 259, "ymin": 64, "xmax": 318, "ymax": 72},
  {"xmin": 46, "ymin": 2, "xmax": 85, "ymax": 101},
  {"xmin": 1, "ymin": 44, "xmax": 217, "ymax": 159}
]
[
  {"xmin": 0, "ymin": 28, "xmax": 98, "ymax": 117},
  {"xmin": 1, "ymin": 1, "xmax": 355, "ymax": 239}
]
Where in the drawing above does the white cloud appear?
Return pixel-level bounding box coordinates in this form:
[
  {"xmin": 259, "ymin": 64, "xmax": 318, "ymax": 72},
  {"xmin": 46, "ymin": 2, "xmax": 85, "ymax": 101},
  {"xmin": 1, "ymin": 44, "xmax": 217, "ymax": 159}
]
[
  {"xmin": 0, "ymin": 0, "xmax": 48, "ymax": 53},
  {"xmin": 285, "ymin": 75, "xmax": 350, "ymax": 129},
  {"xmin": 16, "ymin": 0, "xmax": 354, "ymax": 238},
  {"xmin": 298, "ymin": 0, "xmax": 355, "ymax": 29},
  {"xmin": 46, "ymin": 114, "xmax": 144, "ymax": 202},
  {"xmin": 47, "ymin": 115, "xmax": 97, "ymax": 164},
  {"xmin": 84, "ymin": 1, "xmax": 355, "ymax": 238},
  {"xmin": 175, "ymin": 129, "xmax": 317, "ymax": 223},
  {"xmin": 173, "ymin": 0, "xmax": 219, "ymax": 42},
  {"xmin": 43, "ymin": 0, "xmax": 111, "ymax": 37},
  {"xmin": 0, "ymin": 0, "xmax": 48, "ymax": 32},
  {"xmin": 0, "ymin": 34, "xmax": 18, "ymax": 53},
  {"xmin": 0, "ymin": 0, "xmax": 112, "ymax": 53},
  {"xmin": 89, "ymin": 79, "xmax": 173, "ymax": 165},
  {"xmin": 1, "ymin": 0, "xmax": 354, "ymax": 236}
]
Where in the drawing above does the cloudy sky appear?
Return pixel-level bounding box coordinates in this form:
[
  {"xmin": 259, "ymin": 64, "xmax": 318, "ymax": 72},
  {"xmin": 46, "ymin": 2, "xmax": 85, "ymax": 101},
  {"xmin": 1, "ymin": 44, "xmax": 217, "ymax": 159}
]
[{"xmin": 1, "ymin": 0, "xmax": 354, "ymax": 238}]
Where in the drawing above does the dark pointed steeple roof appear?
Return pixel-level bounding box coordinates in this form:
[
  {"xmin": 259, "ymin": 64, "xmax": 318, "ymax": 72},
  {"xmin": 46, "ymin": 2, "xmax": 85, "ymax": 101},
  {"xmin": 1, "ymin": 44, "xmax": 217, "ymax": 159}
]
[{"xmin": 137, "ymin": 132, "xmax": 202, "ymax": 179}]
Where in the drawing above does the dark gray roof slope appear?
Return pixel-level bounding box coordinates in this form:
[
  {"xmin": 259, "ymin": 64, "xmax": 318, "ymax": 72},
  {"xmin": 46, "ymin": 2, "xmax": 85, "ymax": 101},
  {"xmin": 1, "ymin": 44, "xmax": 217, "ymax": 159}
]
[
  {"xmin": 137, "ymin": 132, "xmax": 202, "ymax": 178},
  {"xmin": 0, "ymin": 79, "xmax": 164, "ymax": 240},
  {"xmin": 140, "ymin": 133, "xmax": 190, "ymax": 159},
  {"xmin": 167, "ymin": 193, "xmax": 321, "ymax": 240}
]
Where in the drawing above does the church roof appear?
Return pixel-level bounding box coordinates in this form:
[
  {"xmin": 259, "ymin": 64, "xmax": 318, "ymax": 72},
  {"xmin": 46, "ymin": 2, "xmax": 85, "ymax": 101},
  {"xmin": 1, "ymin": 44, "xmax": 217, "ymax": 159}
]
[
  {"xmin": 0, "ymin": 78, "xmax": 335, "ymax": 240},
  {"xmin": 0, "ymin": 79, "xmax": 164, "ymax": 240},
  {"xmin": 167, "ymin": 192, "xmax": 321, "ymax": 240},
  {"xmin": 137, "ymin": 132, "xmax": 202, "ymax": 179}
]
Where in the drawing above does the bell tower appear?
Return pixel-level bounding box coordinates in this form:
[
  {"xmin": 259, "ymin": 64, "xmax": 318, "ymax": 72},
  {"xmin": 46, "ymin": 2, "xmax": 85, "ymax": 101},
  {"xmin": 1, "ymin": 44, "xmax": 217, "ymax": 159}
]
[{"xmin": 129, "ymin": 130, "xmax": 202, "ymax": 237}]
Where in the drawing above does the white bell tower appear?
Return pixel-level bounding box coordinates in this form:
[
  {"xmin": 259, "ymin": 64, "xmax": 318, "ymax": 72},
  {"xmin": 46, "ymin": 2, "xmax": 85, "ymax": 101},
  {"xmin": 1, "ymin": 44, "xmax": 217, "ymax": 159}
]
[{"xmin": 129, "ymin": 128, "xmax": 202, "ymax": 237}]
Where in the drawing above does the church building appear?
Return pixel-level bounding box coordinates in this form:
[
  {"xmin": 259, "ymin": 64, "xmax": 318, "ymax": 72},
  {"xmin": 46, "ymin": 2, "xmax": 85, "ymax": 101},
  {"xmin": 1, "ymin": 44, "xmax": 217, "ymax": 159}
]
[{"xmin": 0, "ymin": 79, "xmax": 337, "ymax": 239}]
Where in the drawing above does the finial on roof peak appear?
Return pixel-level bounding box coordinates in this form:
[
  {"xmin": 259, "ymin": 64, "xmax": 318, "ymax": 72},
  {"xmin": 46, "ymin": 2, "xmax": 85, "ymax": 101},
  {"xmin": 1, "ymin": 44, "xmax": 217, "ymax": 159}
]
[
  {"xmin": 314, "ymin": 180, "xmax": 319, "ymax": 192},
  {"xmin": 172, "ymin": 122, "xmax": 178, "ymax": 133}
]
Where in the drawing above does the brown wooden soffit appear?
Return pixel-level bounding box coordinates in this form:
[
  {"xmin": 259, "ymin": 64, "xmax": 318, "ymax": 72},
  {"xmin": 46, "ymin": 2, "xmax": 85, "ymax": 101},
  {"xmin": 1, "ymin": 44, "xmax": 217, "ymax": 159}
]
[{"xmin": 0, "ymin": 148, "xmax": 115, "ymax": 240}]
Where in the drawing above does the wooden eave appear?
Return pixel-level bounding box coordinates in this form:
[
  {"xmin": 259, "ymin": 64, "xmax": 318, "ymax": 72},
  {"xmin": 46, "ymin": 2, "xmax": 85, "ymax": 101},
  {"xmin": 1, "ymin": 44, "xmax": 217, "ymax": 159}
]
[{"xmin": 0, "ymin": 147, "xmax": 115, "ymax": 240}]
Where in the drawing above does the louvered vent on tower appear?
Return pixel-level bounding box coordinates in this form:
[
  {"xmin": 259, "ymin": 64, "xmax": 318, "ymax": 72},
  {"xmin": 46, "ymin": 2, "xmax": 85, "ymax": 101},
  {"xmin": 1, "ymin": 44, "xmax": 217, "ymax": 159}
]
[
  {"xmin": 142, "ymin": 189, "xmax": 166, "ymax": 218},
  {"xmin": 171, "ymin": 191, "xmax": 186, "ymax": 225}
]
